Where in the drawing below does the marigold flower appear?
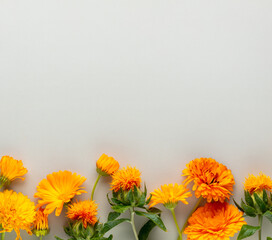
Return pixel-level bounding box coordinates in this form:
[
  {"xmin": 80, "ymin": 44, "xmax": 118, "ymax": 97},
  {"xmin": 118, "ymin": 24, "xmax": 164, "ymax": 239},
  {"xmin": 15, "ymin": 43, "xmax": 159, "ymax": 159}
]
[
  {"xmin": 34, "ymin": 170, "xmax": 87, "ymax": 216},
  {"xmin": 111, "ymin": 166, "xmax": 141, "ymax": 192},
  {"xmin": 149, "ymin": 183, "xmax": 192, "ymax": 209},
  {"xmin": 0, "ymin": 190, "xmax": 36, "ymax": 240},
  {"xmin": 96, "ymin": 153, "xmax": 119, "ymax": 176},
  {"xmin": 244, "ymin": 172, "xmax": 272, "ymax": 194},
  {"xmin": 0, "ymin": 156, "xmax": 28, "ymax": 186},
  {"xmin": 32, "ymin": 207, "xmax": 49, "ymax": 237},
  {"xmin": 182, "ymin": 158, "xmax": 235, "ymax": 202},
  {"xmin": 67, "ymin": 200, "xmax": 98, "ymax": 228},
  {"xmin": 184, "ymin": 202, "xmax": 245, "ymax": 240}
]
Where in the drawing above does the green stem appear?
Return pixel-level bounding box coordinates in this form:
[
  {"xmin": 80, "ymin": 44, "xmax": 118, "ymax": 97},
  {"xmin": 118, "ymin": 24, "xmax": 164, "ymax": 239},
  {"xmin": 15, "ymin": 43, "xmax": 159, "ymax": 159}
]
[
  {"xmin": 130, "ymin": 207, "xmax": 139, "ymax": 240},
  {"xmin": 258, "ymin": 214, "xmax": 263, "ymax": 240},
  {"xmin": 170, "ymin": 208, "xmax": 182, "ymax": 240},
  {"xmin": 181, "ymin": 197, "xmax": 202, "ymax": 234},
  {"xmin": 40, "ymin": 236, "xmax": 43, "ymax": 240},
  {"xmin": 91, "ymin": 174, "xmax": 101, "ymax": 200},
  {"xmin": 1, "ymin": 232, "xmax": 5, "ymax": 240}
]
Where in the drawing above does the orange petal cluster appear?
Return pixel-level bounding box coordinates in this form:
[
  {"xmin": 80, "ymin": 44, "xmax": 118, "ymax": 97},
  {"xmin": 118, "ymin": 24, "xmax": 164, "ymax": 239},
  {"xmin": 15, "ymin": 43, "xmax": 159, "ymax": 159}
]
[
  {"xmin": 67, "ymin": 200, "xmax": 98, "ymax": 228},
  {"xmin": 34, "ymin": 170, "xmax": 87, "ymax": 216},
  {"xmin": 184, "ymin": 202, "xmax": 245, "ymax": 240},
  {"xmin": 182, "ymin": 158, "xmax": 235, "ymax": 202},
  {"xmin": 96, "ymin": 153, "xmax": 119, "ymax": 176},
  {"xmin": 111, "ymin": 166, "xmax": 141, "ymax": 192},
  {"xmin": 244, "ymin": 172, "xmax": 272, "ymax": 194}
]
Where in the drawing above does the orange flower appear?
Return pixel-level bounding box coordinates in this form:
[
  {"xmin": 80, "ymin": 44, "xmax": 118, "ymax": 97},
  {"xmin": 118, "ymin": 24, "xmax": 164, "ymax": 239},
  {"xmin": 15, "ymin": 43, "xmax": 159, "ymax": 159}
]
[
  {"xmin": 149, "ymin": 183, "xmax": 192, "ymax": 209},
  {"xmin": 34, "ymin": 170, "xmax": 87, "ymax": 216},
  {"xmin": 184, "ymin": 202, "xmax": 245, "ymax": 240},
  {"xmin": 0, "ymin": 190, "xmax": 36, "ymax": 240},
  {"xmin": 244, "ymin": 172, "xmax": 272, "ymax": 194},
  {"xmin": 111, "ymin": 166, "xmax": 141, "ymax": 192},
  {"xmin": 32, "ymin": 207, "xmax": 49, "ymax": 237},
  {"xmin": 96, "ymin": 153, "xmax": 119, "ymax": 176},
  {"xmin": 67, "ymin": 200, "xmax": 98, "ymax": 228},
  {"xmin": 0, "ymin": 156, "xmax": 27, "ymax": 186},
  {"xmin": 182, "ymin": 158, "xmax": 235, "ymax": 202}
]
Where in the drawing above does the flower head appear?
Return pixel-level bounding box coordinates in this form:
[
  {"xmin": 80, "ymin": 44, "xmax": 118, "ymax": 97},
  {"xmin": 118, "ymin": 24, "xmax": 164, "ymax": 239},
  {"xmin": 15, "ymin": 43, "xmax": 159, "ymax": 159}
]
[
  {"xmin": 244, "ymin": 172, "xmax": 272, "ymax": 194},
  {"xmin": 149, "ymin": 183, "xmax": 192, "ymax": 209},
  {"xmin": 184, "ymin": 202, "xmax": 245, "ymax": 240},
  {"xmin": 32, "ymin": 207, "xmax": 49, "ymax": 237},
  {"xmin": 67, "ymin": 200, "xmax": 98, "ymax": 228},
  {"xmin": 96, "ymin": 153, "xmax": 119, "ymax": 176},
  {"xmin": 0, "ymin": 190, "xmax": 36, "ymax": 240},
  {"xmin": 34, "ymin": 170, "xmax": 87, "ymax": 216},
  {"xmin": 0, "ymin": 156, "xmax": 28, "ymax": 186},
  {"xmin": 182, "ymin": 158, "xmax": 235, "ymax": 202},
  {"xmin": 111, "ymin": 166, "xmax": 141, "ymax": 192}
]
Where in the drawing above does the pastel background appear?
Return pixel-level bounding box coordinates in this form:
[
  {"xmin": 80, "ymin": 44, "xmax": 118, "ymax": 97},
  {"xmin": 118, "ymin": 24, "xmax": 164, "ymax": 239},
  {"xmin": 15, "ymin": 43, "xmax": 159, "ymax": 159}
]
[{"xmin": 1, "ymin": 1, "xmax": 272, "ymax": 239}]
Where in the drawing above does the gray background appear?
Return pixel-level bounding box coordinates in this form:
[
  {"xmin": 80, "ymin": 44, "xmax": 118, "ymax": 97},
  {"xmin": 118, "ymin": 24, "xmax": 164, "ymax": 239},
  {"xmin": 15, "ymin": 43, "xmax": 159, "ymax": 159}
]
[{"xmin": 1, "ymin": 0, "xmax": 272, "ymax": 239}]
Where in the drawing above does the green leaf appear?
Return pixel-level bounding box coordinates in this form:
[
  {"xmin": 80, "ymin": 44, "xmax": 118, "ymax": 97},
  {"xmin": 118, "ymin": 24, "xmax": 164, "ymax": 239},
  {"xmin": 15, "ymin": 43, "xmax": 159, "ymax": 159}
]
[
  {"xmin": 263, "ymin": 189, "xmax": 268, "ymax": 205},
  {"xmin": 112, "ymin": 205, "xmax": 131, "ymax": 213},
  {"xmin": 254, "ymin": 192, "xmax": 267, "ymax": 213},
  {"xmin": 147, "ymin": 207, "xmax": 162, "ymax": 214},
  {"xmin": 55, "ymin": 237, "xmax": 64, "ymax": 240},
  {"xmin": 138, "ymin": 219, "xmax": 156, "ymax": 240},
  {"xmin": 101, "ymin": 218, "xmax": 130, "ymax": 234},
  {"xmin": 135, "ymin": 211, "xmax": 166, "ymax": 231},
  {"xmin": 244, "ymin": 191, "xmax": 254, "ymax": 207},
  {"xmin": 264, "ymin": 210, "xmax": 272, "ymax": 223},
  {"xmin": 108, "ymin": 212, "xmax": 121, "ymax": 221},
  {"xmin": 241, "ymin": 201, "xmax": 257, "ymax": 217},
  {"xmin": 233, "ymin": 199, "xmax": 244, "ymax": 212},
  {"xmin": 237, "ymin": 224, "xmax": 261, "ymax": 240},
  {"xmin": 267, "ymin": 237, "xmax": 272, "ymax": 240}
]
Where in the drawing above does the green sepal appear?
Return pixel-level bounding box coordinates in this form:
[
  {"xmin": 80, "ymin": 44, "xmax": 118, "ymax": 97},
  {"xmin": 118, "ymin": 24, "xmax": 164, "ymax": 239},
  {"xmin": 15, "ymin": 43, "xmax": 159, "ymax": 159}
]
[
  {"xmin": 254, "ymin": 192, "xmax": 267, "ymax": 213},
  {"xmin": 233, "ymin": 199, "xmax": 244, "ymax": 212},
  {"xmin": 134, "ymin": 210, "xmax": 166, "ymax": 231},
  {"xmin": 244, "ymin": 191, "xmax": 254, "ymax": 207},
  {"xmin": 237, "ymin": 224, "xmax": 261, "ymax": 240},
  {"xmin": 263, "ymin": 189, "xmax": 268, "ymax": 205},
  {"xmin": 241, "ymin": 200, "xmax": 257, "ymax": 217}
]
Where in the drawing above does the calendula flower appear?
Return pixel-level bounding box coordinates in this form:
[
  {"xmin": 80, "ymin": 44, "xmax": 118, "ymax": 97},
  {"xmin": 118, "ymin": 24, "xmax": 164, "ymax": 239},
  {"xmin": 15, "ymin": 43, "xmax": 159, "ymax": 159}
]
[
  {"xmin": 182, "ymin": 158, "xmax": 235, "ymax": 202},
  {"xmin": 67, "ymin": 200, "xmax": 98, "ymax": 228},
  {"xmin": 0, "ymin": 190, "xmax": 36, "ymax": 240},
  {"xmin": 91, "ymin": 153, "xmax": 120, "ymax": 200},
  {"xmin": 111, "ymin": 166, "xmax": 141, "ymax": 192},
  {"xmin": 244, "ymin": 172, "xmax": 272, "ymax": 194},
  {"xmin": 184, "ymin": 202, "xmax": 245, "ymax": 240},
  {"xmin": 34, "ymin": 170, "xmax": 87, "ymax": 216},
  {"xmin": 32, "ymin": 207, "xmax": 49, "ymax": 238},
  {"xmin": 149, "ymin": 183, "xmax": 192, "ymax": 209},
  {"xmin": 96, "ymin": 153, "xmax": 119, "ymax": 176},
  {"xmin": 0, "ymin": 155, "xmax": 28, "ymax": 187}
]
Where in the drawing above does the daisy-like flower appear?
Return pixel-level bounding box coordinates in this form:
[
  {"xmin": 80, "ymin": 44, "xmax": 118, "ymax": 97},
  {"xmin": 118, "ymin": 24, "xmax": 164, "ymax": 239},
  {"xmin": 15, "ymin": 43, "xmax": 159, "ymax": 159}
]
[
  {"xmin": 149, "ymin": 183, "xmax": 192, "ymax": 209},
  {"xmin": 184, "ymin": 202, "xmax": 245, "ymax": 240},
  {"xmin": 34, "ymin": 170, "xmax": 87, "ymax": 216},
  {"xmin": 0, "ymin": 156, "xmax": 28, "ymax": 187},
  {"xmin": 91, "ymin": 153, "xmax": 119, "ymax": 200},
  {"xmin": 111, "ymin": 166, "xmax": 141, "ymax": 192},
  {"xmin": 32, "ymin": 207, "xmax": 49, "ymax": 238},
  {"xmin": 0, "ymin": 190, "xmax": 36, "ymax": 240},
  {"xmin": 244, "ymin": 172, "xmax": 272, "ymax": 195},
  {"xmin": 67, "ymin": 200, "xmax": 98, "ymax": 228},
  {"xmin": 150, "ymin": 183, "xmax": 192, "ymax": 240},
  {"xmin": 182, "ymin": 158, "xmax": 235, "ymax": 203},
  {"xmin": 96, "ymin": 153, "xmax": 119, "ymax": 176}
]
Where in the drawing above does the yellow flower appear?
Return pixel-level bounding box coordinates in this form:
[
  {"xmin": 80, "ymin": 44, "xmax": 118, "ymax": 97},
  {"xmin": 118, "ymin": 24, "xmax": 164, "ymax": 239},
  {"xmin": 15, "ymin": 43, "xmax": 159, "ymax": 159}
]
[
  {"xmin": 149, "ymin": 183, "xmax": 192, "ymax": 209},
  {"xmin": 32, "ymin": 207, "xmax": 49, "ymax": 237},
  {"xmin": 0, "ymin": 190, "xmax": 36, "ymax": 240},
  {"xmin": 0, "ymin": 156, "xmax": 27, "ymax": 186},
  {"xmin": 244, "ymin": 172, "xmax": 272, "ymax": 194},
  {"xmin": 67, "ymin": 200, "xmax": 98, "ymax": 228},
  {"xmin": 111, "ymin": 166, "xmax": 141, "ymax": 192},
  {"xmin": 182, "ymin": 158, "xmax": 235, "ymax": 202},
  {"xmin": 34, "ymin": 170, "xmax": 87, "ymax": 216},
  {"xmin": 184, "ymin": 202, "xmax": 245, "ymax": 240},
  {"xmin": 96, "ymin": 153, "xmax": 119, "ymax": 176}
]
